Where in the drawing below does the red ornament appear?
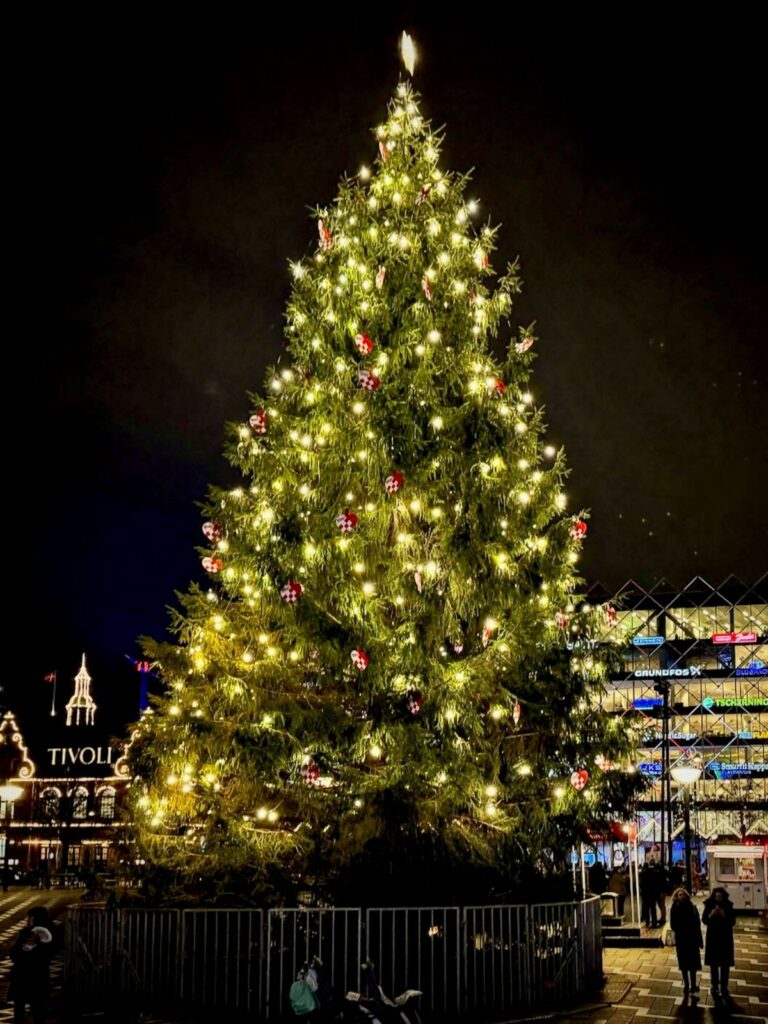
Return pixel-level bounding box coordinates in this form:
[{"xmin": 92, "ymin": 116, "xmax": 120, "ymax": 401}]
[
  {"xmin": 354, "ymin": 332, "xmax": 374, "ymax": 356},
  {"xmin": 335, "ymin": 509, "xmax": 359, "ymax": 533},
  {"xmin": 603, "ymin": 603, "xmax": 618, "ymax": 627},
  {"xmin": 318, "ymin": 219, "xmax": 333, "ymax": 252},
  {"xmin": 202, "ymin": 556, "xmax": 222, "ymax": 574},
  {"xmin": 569, "ymin": 519, "xmax": 588, "ymax": 541},
  {"xmin": 375, "ymin": 267, "xmax": 386, "ymax": 289},
  {"xmin": 469, "ymin": 292, "xmax": 478, "ymax": 305},
  {"xmin": 491, "ymin": 378, "xmax": 506, "ymax": 396},
  {"xmin": 378, "ymin": 140, "xmax": 390, "ymax": 162},
  {"xmin": 249, "ymin": 410, "xmax": 267, "ymax": 435},
  {"xmin": 280, "ymin": 579, "xmax": 303, "ymax": 604},
  {"xmin": 301, "ymin": 761, "xmax": 320, "ymax": 786},
  {"xmin": 202, "ymin": 521, "xmax": 224, "ymax": 543},
  {"xmin": 482, "ymin": 627, "xmax": 492, "ymax": 648},
  {"xmin": 555, "ymin": 611, "xmax": 570, "ymax": 631},
  {"xmin": 351, "ymin": 647, "xmax": 369, "ymax": 671},
  {"xmin": 406, "ymin": 690, "xmax": 424, "ymax": 714},
  {"xmin": 385, "ymin": 471, "xmax": 404, "ymax": 495},
  {"xmin": 416, "ymin": 186, "xmax": 431, "ymax": 206},
  {"xmin": 570, "ymin": 770, "xmax": 589, "ymax": 791},
  {"xmin": 515, "ymin": 336, "xmax": 535, "ymax": 354},
  {"xmin": 513, "ymin": 701, "xmax": 522, "ymax": 726},
  {"xmin": 421, "ymin": 275, "xmax": 433, "ymax": 301},
  {"xmin": 357, "ymin": 369, "xmax": 381, "ymax": 391}
]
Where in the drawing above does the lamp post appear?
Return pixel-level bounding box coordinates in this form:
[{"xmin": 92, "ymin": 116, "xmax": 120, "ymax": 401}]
[
  {"xmin": 670, "ymin": 764, "xmax": 702, "ymax": 893},
  {"xmin": 0, "ymin": 783, "xmax": 24, "ymax": 889}
]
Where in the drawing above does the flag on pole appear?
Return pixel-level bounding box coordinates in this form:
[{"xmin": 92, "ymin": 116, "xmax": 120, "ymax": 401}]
[{"xmin": 44, "ymin": 671, "xmax": 56, "ymax": 683}]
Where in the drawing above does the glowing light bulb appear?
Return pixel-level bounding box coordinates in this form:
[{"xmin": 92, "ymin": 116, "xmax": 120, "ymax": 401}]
[{"xmin": 370, "ymin": 744, "xmax": 383, "ymax": 759}]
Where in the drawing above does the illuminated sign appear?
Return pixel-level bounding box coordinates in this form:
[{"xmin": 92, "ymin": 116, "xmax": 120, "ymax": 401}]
[
  {"xmin": 712, "ymin": 632, "xmax": 757, "ymax": 645},
  {"xmin": 702, "ymin": 697, "xmax": 768, "ymax": 709},
  {"xmin": 48, "ymin": 746, "xmax": 117, "ymax": 767},
  {"xmin": 633, "ymin": 698, "xmax": 663, "ymax": 709},
  {"xmin": 632, "ymin": 636, "xmax": 664, "ymax": 647},
  {"xmin": 707, "ymin": 762, "xmax": 768, "ymax": 778},
  {"xmin": 634, "ymin": 666, "xmax": 702, "ymax": 678},
  {"xmin": 735, "ymin": 660, "xmax": 767, "ymax": 676},
  {"xmin": 638, "ymin": 762, "xmax": 663, "ymax": 775}
]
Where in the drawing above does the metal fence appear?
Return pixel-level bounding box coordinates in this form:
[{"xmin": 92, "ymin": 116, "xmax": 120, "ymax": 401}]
[{"xmin": 65, "ymin": 897, "xmax": 602, "ymax": 1018}]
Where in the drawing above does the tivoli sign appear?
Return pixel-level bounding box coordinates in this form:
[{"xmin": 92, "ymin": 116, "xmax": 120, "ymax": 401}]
[{"xmin": 48, "ymin": 746, "xmax": 117, "ymax": 767}]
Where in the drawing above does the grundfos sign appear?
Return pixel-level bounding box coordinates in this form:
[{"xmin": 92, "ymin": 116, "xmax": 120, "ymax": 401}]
[
  {"xmin": 633, "ymin": 666, "xmax": 702, "ymax": 678},
  {"xmin": 48, "ymin": 746, "xmax": 117, "ymax": 767}
]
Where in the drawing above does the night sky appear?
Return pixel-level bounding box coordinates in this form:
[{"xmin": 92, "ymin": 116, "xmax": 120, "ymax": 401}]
[{"xmin": 12, "ymin": 15, "xmax": 767, "ymax": 730}]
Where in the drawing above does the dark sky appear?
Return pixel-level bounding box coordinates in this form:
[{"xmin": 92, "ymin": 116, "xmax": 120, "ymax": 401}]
[{"xmin": 11, "ymin": 14, "xmax": 767, "ymax": 727}]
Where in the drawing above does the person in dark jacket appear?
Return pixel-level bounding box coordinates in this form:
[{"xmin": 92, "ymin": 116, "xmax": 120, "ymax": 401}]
[
  {"xmin": 8, "ymin": 906, "xmax": 54, "ymax": 1024},
  {"xmin": 702, "ymin": 887, "xmax": 736, "ymax": 999},
  {"xmin": 669, "ymin": 887, "xmax": 703, "ymax": 996},
  {"xmin": 639, "ymin": 863, "xmax": 658, "ymax": 927}
]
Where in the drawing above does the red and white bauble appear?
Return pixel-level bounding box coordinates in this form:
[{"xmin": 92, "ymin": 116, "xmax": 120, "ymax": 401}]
[
  {"xmin": 515, "ymin": 336, "xmax": 535, "ymax": 354},
  {"xmin": 280, "ymin": 579, "xmax": 303, "ymax": 604},
  {"xmin": 202, "ymin": 556, "xmax": 222, "ymax": 574},
  {"xmin": 421, "ymin": 275, "xmax": 432, "ymax": 301},
  {"xmin": 301, "ymin": 761, "xmax": 320, "ymax": 786},
  {"xmin": 385, "ymin": 471, "xmax": 404, "ymax": 495},
  {"xmin": 414, "ymin": 571, "xmax": 423, "ymax": 593},
  {"xmin": 375, "ymin": 266, "xmax": 386, "ymax": 289},
  {"xmin": 570, "ymin": 770, "xmax": 589, "ymax": 791},
  {"xmin": 569, "ymin": 519, "xmax": 588, "ymax": 541},
  {"xmin": 249, "ymin": 410, "xmax": 267, "ymax": 435},
  {"xmin": 357, "ymin": 369, "xmax": 381, "ymax": 391},
  {"xmin": 482, "ymin": 627, "xmax": 492, "ymax": 648},
  {"xmin": 513, "ymin": 701, "xmax": 522, "ymax": 726},
  {"xmin": 318, "ymin": 219, "xmax": 333, "ymax": 252},
  {"xmin": 406, "ymin": 690, "xmax": 424, "ymax": 715},
  {"xmin": 350, "ymin": 647, "xmax": 369, "ymax": 671},
  {"xmin": 603, "ymin": 603, "xmax": 618, "ymax": 627},
  {"xmin": 416, "ymin": 186, "xmax": 431, "ymax": 205},
  {"xmin": 491, "ymin": 378, "xmax": 506, "ymax": 396},
  {"xmin": 378, "ymin": 140, "xmax": 390, "ymax": 162},
  {"xmin": 335, "ymin": 509, "xmax": 359, "ymax": 533},
  {"xmin": 354, "ymin": 332, "xmax": 374, "ymax": 356},
  {"xmin": 555, "ymin": 611, "xmax": 570, "ymax": 631},
  {"xmin": 202, "ymin": 521, "xmax": 224, "ymax": 543}
]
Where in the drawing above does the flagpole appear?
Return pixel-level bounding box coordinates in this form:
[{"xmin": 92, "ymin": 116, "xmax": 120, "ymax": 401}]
[{"xmin": 50, "ymin": 671, "xmax": 57, "ymax": 717}]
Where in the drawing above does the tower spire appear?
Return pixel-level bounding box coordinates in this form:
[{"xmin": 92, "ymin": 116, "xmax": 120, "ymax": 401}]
[{"xmin": 65, "ymin": 653, "xmax": 97, "ymax": 726}]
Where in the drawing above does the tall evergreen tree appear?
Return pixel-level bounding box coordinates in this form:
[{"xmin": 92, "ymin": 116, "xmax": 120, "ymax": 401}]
[{"xmin": 129, "ymin": 58, "xmax": 637, "ymax": 903}]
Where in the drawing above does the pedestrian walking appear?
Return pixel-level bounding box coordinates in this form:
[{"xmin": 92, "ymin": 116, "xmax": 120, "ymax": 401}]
[
  {"xmin": 607, "ymin": 866, "xmax": 629, "ymax": 917},
  {"xmin": 702, "ymin": 887, "xmax": 736, "ymax": 1000},
  {"xmin": 639, "ymin": 863, "xmax": 658, "ymax": 927},
  {"xmin": 669, "ymin": 887, "xmax": 703, "ymax": 996},
  {"xmin": 8, "ymin": 906, "xmax": 54, "ymax": 1024}
]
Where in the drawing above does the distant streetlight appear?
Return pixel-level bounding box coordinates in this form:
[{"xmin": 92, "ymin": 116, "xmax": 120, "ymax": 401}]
[
  {"xmin": 670, "ymin": 763, "xmax": 703, "ymax": 891},
  {"xmin": 0, "ymin": 783, "xmax": 23, "ymax": 889}
]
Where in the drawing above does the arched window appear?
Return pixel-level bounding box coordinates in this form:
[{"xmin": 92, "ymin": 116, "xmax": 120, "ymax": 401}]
[
  {"xmin": 40, "ymin": 788, "xmax": 61, "ymax": 819},
  {"xmin": 71, "ymin": 787, "xmax": 89, "ymax": 820},
  {"xmin": 98, "ymin": 787, "xmax": 116, "ymax": 820}
]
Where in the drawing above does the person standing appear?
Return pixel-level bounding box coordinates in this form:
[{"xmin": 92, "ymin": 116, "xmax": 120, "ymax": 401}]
[
  {"xmin": 639, "ymin": 863, "xmax": 658, "ymax": 928},
  {"xmin": 8, "ymin": 906, "xmax": 54, "ymax": 1024},
  {"xmin": 702, "ymin": 887, "xmax": 736, "ymax": 1000},
  {"xmin": 669, "ymin": 887, "xmax": 703, "ymax": 996},
  {"xmin": 607, "ymin": 866, "xmax": 629, "ymax": 917}
]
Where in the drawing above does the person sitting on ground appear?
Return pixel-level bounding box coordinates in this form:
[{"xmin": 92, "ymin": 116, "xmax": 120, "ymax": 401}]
[{"xmin": 8, "ymin": 906, "xmax": 55, "ymax": 1024}]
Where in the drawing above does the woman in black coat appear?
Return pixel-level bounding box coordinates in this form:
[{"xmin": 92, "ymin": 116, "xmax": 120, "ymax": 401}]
[
  {"xmin": 702, "ymin": 887, "xmax": 736, "ymax": 998},
  {"xmin": 8, "ymin": 905, "xmax": 54, "ymax": 1024},
  {"xmin": 669, "ymin": 887, "xmax": 703, "ymax": 995}
]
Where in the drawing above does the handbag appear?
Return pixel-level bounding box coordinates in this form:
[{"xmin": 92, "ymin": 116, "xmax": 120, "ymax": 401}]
[{"xmin": 663, "ymin": 924, "xmax": 676, "ymax": 947}]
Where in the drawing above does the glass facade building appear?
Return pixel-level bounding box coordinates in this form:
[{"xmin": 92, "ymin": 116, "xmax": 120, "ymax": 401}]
[{"xmin": 589, "ymin": 575, "xmax": 767, "ymax": 853}]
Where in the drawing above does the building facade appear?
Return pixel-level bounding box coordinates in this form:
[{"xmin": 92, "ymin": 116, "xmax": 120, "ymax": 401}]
[
  {"xmin": 590, "ymin": 575, "xmax": 767, "ymax": 860},
  {"xmin": 0, "ymin": 656, "xmax": 130, "ymax": 879}
]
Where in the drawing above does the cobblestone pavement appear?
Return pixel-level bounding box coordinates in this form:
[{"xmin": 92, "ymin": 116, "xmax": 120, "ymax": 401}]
[{"xmin": 567, "ymin": 918, "xmax": 768, "ymax": 1024}]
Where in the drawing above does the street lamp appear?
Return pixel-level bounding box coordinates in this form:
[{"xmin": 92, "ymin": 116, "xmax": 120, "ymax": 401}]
[
  {"xmin": 670, "ymin": 764, "xmax": 702, "ymax": 893},
  {"xmin": 0, "ymin": 783, "xmax": 23, "ymax": 888}
]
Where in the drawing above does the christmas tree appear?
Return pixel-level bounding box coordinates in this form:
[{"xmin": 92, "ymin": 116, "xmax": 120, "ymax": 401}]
[{"xmin": 129, "ymin": 41, "xmax": 638, "ymax": 903}]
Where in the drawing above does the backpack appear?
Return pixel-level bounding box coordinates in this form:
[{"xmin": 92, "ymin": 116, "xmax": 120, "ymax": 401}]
[{"xmin": 289, "ymin": 978, "xmax": 318, "ymax": 1016}]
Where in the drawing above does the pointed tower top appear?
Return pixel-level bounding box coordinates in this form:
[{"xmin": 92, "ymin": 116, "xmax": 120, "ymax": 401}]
[{"xmin": 66, "ymin": 654, "xmax": 97, "ymax": 727}]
